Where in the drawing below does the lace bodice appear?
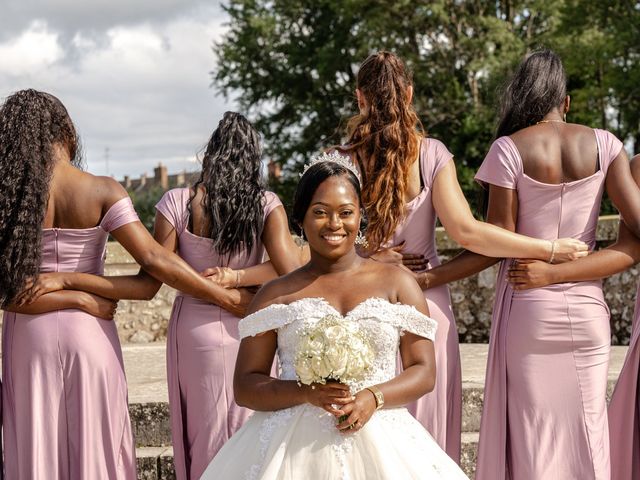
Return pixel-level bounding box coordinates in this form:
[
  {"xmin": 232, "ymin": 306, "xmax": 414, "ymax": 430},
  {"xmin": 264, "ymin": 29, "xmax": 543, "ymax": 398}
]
[{"xmin": 239, "ymin": 297, "xmax": 437, "ymax": 392}]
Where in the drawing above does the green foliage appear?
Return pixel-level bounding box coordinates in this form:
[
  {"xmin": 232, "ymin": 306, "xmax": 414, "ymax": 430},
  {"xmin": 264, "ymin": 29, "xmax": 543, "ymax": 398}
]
[
  {"xmin": 128, "ymin": 186, "xmax": 165, "ymax": 232},
  {"xmin": 214, "ymin": 0, "xmax": 640, "ymax": 216}
]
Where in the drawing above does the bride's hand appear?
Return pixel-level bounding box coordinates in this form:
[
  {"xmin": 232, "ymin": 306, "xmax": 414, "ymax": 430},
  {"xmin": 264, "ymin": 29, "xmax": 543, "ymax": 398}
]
[
  {"xmin": 304, "ymin": 382, "xmax": 353, "ymax": 416},
  {"xmin": 552, "ymin": 238, "xmax": 589, "ymax": 263},
  {"xmin": 336, "ymin": 388, "xmax": 377, "ymax": 433}
]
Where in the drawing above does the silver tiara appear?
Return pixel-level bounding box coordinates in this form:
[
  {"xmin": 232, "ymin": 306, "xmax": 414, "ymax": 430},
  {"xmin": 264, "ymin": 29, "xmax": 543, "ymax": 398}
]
[{"xmin": 300, "ymin": 150, "xmax": 362, "ymax": 185}]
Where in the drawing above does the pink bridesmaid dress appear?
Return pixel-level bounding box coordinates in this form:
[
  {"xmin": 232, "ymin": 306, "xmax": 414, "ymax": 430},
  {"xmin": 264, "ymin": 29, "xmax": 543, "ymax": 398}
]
[
  {"xmin": 609, "ymin": 285, "xmax": 640, "ymax": 479},
  {"xmin": 386, "ymin": 138, "xmax": 462, "ymax": 461},
  {"xmin": 155, "ymin": 188, "xmax": 282, "ymax": 480},
  {"xmin": 2, "ymin": 197, "xmax": 138, "ymax": 479},
  {"xmin": 474, "ymin": 129, "xmax": 622, "ymax": 480}
]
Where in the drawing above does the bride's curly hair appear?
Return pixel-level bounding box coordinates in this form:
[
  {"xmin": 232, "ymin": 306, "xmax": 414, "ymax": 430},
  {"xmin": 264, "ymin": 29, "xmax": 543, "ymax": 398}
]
[
  {"xmin": 0, "ymin": 89, "xmax": 82, "ymax": 307},
  {"xmin": 189, "ymin": 112, "xmax": 266, "ymax": 256},
  {"xmin": 342, "ymin": 51, "xmax": 424, "ymax": 251}
]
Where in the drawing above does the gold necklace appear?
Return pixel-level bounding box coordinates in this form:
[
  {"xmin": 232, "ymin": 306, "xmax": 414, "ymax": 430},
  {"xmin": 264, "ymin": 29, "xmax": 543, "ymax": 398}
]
[{"xmin": 536, "ymin": 119, "xmax": 565, "ymax": 125}]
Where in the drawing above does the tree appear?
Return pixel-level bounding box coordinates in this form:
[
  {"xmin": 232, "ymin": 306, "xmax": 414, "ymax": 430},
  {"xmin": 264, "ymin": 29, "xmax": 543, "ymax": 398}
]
[
  {"xmin": 128, "ymin": 186, "xmax": 165, "ymax": 232},
  {"xmin": 556, "ymin": 1, "xmax": 640, "ymax": 152},
  {"xmin": 213, "ymin": 0, "xmax": 636, "ymax": 213}
]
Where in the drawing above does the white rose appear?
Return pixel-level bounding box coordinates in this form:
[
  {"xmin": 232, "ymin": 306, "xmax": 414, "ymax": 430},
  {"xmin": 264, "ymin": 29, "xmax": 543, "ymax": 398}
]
[
  {"xmin": 325, "ymin": 345, "xmax": 349, "ymax": 378},
  {"xmin": 295, "ymin": 358, "xmax": 316, "ymax": 385},
  {"xmin": 312, "ymin": 354, "xmax": 332, "ymax": 379},
  {"xmin": 323, "ymin": 325, "xmax": 344, "ymax": 343},
  {"xmin": 344, "ymin": 355, "xmax": 366, "ymax": 380}
]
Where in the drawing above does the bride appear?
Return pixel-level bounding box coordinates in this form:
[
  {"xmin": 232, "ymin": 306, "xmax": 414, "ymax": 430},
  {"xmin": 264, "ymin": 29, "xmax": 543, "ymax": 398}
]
[{"xmin": 201, "ymin": 154, "xmax": 468, "ymax": 479}]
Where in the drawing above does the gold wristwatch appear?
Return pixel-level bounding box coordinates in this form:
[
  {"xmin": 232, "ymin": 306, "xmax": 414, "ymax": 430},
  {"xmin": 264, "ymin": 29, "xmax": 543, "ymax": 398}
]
[{"xmin": 366, "ymin": 385, "xmax": 384, "ymax": 410}]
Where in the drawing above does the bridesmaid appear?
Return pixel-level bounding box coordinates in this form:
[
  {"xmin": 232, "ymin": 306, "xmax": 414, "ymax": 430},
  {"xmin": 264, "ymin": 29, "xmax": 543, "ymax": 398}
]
[
  {"xmin": 22, "ymin": 112, "xmax": 302, "ymax": 479},
  {"xmin": 0, "ymin": 90, "xmax": 250, "ymax": 478},
  {"xmin": 335, "ymin": 51, "xmax": 588, "ymax": 461},
  {"xmin": 154, "ymin": 112, "xmax": 299, "ymax": 479},
  {"xmin": 422, "ymin": 50, "xmax": 640, "ymax": 479},
  {"xmin": 508, "ymin": 154, "xmax": 640, "ymax": 480}
]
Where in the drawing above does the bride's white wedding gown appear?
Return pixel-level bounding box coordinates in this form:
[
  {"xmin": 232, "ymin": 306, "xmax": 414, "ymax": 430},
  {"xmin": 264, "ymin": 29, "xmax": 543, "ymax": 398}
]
[{"xmin": 201, "ymin": 297, "xmax": 468, "ymax": 479}]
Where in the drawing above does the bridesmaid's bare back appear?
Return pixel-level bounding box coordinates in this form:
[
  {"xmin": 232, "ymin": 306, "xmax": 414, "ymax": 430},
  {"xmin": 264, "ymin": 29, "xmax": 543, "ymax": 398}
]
[
  {"xmin": 44, "ymin": 153, "xmax": 127, "ymax": 230},
  {"xmin": 510, "ymin": 123, "xmax": 599, "ymax": 184}
]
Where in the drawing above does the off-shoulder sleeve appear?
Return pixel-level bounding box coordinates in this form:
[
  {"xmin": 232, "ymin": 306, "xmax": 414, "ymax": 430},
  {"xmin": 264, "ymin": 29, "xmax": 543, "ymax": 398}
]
[
  {"xmin": 475, "ymin": 137, "xmax": 522, "ymax": 190},
  {"xmin": 263, "ymin": 191, "xmax": 283, "ymax": 220},
  {"xmin": 100, "ymin": 196, "xmax": 139, "ymax": 232},
  {"xmin": 238, "ymin": 304, "xmax": 297, "ymax": 339},
  {"xmin": 422, "ymin": 138, "xmax": 454, "ymax": 187},
  {"xmin": 155, "ymin": 188, "xmax": 189, "ymax": 234},
  {"xmin": 392, "ymin": 304, "xmax": 438, "ymax": 341},
  {"xmin": 595, "ymin": 129, "xmax": 624, "ymax": 175}
]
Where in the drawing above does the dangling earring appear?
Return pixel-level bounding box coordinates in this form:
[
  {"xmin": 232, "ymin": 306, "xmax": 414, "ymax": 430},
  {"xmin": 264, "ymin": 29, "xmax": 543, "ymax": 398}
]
[
  {"xmin": 563, "ymin": 111, "xmax": 567, "ymax": 122},
  {"xmin": 355, "ymin": 230, "xmax": 369, "ymax": 249},
  {"xmin": 300, "ymin": 228, "xmax": 306, "ymax": 242}
]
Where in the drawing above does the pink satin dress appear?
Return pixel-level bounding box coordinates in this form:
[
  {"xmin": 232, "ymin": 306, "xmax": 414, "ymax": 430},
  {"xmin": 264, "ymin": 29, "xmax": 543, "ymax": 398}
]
[
  {"xmin": 386, "ymin": 138, "xmax": 462, "ymax": 461},
  {"xmin": 156, "ymin": 188, "xmax": 282, "ymax": 480},
  {"xmin": 609, "ymin": 283, "xmax": 640, "ymax": 479},
  {"xmin": 2, "ymin": 197, "xmax": 139, "ymax": 479},
  {"xmin": 474, "ymin": 129, "xmax": 623, "ymax": 480}
]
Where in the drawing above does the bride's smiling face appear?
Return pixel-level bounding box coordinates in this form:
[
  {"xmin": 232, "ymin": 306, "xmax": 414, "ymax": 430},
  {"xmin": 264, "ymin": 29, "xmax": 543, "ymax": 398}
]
[{"xmin": 302, "ymin": 175, "xmax": 361, "ymax": 259}]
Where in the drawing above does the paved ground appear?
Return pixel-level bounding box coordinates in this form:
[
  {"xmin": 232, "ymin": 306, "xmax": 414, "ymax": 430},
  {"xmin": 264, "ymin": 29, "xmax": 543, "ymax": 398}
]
[{"xmin": 123, "ymin": 343, "xmax": 629, "ymax": 402}]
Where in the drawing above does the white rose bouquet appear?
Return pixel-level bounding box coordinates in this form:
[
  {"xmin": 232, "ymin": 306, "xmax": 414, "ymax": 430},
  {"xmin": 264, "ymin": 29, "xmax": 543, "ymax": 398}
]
[{"xmin": 294, "ymin": 314, "xmax": 375, "ymax": 389}]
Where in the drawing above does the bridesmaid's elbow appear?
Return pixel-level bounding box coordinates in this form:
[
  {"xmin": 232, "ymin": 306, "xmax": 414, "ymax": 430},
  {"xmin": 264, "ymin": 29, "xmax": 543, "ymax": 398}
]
[{"xmin": 445, "ymin": 219, "xmax": 479, "ymax": 251}]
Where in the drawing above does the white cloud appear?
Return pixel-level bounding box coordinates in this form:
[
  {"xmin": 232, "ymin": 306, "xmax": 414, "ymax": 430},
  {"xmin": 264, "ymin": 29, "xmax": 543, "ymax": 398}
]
[
  {"xmin": 0, "ymin": 3, "xmax": 235, "ymax": 178},
  {"xmin": 0, "ymin": 21, "xmax": 65, "ymax": 76}
]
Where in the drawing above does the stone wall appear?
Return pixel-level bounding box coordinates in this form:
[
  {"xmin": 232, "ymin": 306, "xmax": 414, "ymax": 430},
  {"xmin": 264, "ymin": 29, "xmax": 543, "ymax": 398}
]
[{"xmin": 2, "ymin": 215, "xmax": 637, "ymax": 345}]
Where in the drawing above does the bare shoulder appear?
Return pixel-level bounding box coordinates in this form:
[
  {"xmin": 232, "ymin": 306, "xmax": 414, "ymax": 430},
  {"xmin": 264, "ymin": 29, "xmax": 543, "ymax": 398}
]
[
  {"xmin": 366, "ymin": 260, "xmax": 421, "ymax": 296},
  {"xmin": 94, "ymin": 176, "xmax": 129, "ymax": 205},
  {"xmin": 246, "ymin": 268, "xmax": 309, "ymax": 314}
]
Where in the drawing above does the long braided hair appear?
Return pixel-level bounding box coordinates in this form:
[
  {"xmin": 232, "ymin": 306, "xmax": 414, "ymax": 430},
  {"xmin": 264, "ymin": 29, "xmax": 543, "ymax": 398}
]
[
  {"xmin": 342, "ymin": 51, "xmax": 424, "ymax": 251},
  {"xmin": 188, "ymin": 112, "xmax": 266, "ymax": 256},
  {"xmin": 0, "ymin": 89, "xmax": 82, "ymax": 307}
]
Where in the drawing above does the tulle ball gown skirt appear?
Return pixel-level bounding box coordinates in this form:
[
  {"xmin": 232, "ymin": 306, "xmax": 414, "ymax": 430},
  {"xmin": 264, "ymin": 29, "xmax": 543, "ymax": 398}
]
[
  {"xmin": 201, "ymin": 404, "xmax": 468, "ymax": 479},
  {"xmin": 505, "ymin": 284, "xmax": 610, "ymax": 480}
]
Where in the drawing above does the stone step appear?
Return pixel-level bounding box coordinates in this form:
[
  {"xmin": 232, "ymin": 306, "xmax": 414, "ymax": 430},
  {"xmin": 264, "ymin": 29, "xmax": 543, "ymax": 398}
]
[
  {"xmin": 460, "ymin": 432, "xmax": 479, "ymax": 478},
  {"xmin": 136, "ymin": 447, "xmax": 174, "ymax": 480},
  {"xmin": 125, "ymin": 343, "xmax": 629, "ymax": 446}
]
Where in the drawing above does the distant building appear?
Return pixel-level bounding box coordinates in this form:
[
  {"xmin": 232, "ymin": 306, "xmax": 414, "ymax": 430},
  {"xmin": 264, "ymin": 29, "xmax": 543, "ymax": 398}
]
[
  {"xmin": 121, "ymin": 161, "xmax": 284, "ymax": 193},
  {"xmin": 120, "ymin": 163, "xmax": 200, "ymax": 192}
]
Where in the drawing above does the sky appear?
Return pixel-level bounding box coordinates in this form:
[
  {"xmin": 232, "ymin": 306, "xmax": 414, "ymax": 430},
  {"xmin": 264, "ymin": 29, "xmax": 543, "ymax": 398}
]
[{"xmin": 0, "ymin": 0, "xmax": 235, "ymax": 179}]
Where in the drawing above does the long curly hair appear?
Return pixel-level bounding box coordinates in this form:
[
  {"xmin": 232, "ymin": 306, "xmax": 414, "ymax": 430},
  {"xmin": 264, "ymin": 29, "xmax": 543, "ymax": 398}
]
[
  {"xmin": 189, "ymin": 111, "xmax": 266, "ymax": 256},
  {"xmin": 496, "ymin": 49, "xmax": 567, "ymax": 138},
  {"xmin": 0, "ymin": 89, "xmax": 82, "ymax": 307},
  {"xmin": 342, "ymin": 51, "xmax": 424, "ymax": 251}
]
